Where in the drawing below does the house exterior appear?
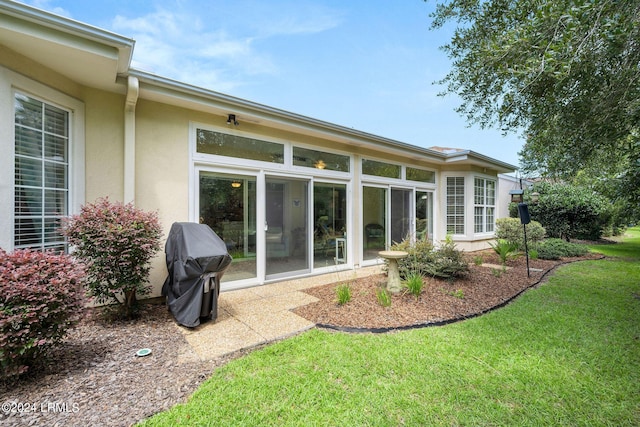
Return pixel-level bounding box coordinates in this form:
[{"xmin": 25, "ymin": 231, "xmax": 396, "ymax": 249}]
[{"xmin": 0, "ymin": 1, "xmax": 517, "ymax": 295}]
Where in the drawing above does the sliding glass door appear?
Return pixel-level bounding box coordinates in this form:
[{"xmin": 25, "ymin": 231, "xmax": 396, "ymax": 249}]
[
  {"xmin": 313, "ymin": 182, "xmax": 347, "ymax": 268},
  {"xmin": 391, "ymin": 188, "xmax": 412, "ymax": 245},
  {"xmin": 265, "ymin": 177, "xmax": 310, "ymax": 278},
  {"xmin": 362, "ymin": 186, "xmax": 387, "ymax": 261},
  {"xmin": 199, "ymin": 172, "xmax": 257, "ymax": 282},
  {"xmin": 416, "ymin": 191, "xmax": 433, "ymax": 241}
]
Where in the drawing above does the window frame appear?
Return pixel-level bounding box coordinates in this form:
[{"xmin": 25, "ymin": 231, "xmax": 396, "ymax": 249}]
[
  {"xmin": 473, "ymin": 177, "xmax": 496, "ymax": 234},
  {"xmin": 1, "ymin": 68, "xmax": 85, "ymax": 251}
]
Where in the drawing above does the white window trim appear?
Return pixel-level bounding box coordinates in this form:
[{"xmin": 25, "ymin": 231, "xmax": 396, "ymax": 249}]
[
  {"xmin": 190, "ymin": 121, "xmax": 289, "ymax": 171},
  {"xmin": 290, "ymin": 142, "xmax": 352, "ymax": 179},
  {"xmin": 473, "ymin": 176, "xmax": 497, "ymax": 235},
  {"xmin": 0, "ymin": 67, "xmax": 85, "ymax": 251}
]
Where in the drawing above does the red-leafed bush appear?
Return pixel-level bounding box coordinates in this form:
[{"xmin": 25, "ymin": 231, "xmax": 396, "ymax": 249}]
[
  {"xmin": 0, "ymin": 249, "xmax": 85, "ymax": 381},
  {"xmin": 61, "ymin": 198, "xmax": 162, "ymax": 318}
]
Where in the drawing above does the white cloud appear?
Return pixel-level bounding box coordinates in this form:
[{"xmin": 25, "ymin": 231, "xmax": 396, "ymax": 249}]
[{"xmin": 107, "ymin": 1, "xmax": 343, "ymax": 92}]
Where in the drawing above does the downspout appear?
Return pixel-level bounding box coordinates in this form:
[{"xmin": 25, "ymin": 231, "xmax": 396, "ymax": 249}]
[{"xmin": 124, "ymin": 75, "xmax": 139, "ymax": 203}]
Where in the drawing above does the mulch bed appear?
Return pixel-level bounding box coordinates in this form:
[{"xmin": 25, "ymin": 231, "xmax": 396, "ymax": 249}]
[{"xmin": 294, "ymin": 250, "xmax": 604, "ymax": 331}]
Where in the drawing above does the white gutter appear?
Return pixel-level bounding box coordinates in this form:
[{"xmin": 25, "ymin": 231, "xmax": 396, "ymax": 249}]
[{"xmin": 124, "ymin": 75, "xmax": 139, "ymax": 203}]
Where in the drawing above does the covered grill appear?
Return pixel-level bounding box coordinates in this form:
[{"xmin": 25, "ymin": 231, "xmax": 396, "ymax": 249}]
[{"xmin": 162, "ymin": 222, "xmax": 232, "ymax": 327}]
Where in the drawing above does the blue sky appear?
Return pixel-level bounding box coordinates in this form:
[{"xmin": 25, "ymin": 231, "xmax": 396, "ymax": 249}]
[{"xmin": 22, "ymin": 0, "xmax": 524, "ymax": 167}]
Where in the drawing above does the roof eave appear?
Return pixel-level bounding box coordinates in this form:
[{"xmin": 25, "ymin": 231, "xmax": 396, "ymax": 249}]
[{"xmin": 129, "ymin": 68, "xmax": 450, "ymax": 163}]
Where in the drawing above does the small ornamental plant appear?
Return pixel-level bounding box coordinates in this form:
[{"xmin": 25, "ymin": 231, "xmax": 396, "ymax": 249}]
[
  {"xmin": 0, "ymin": 249, "xmax": 85, "ymax": 381},
  {"xmin": 489, "ymin": 239, "xmax": 520, "ymax": 265},
  {"xmin": 404, "ymin": 272, "xmax": 424, "ymax": 299},
  {"xmin": 62, "ymin": 198, "xmax": 163, "ymax": 318},
  {"xmin": 376, "ymin": 287, "xmax": 392, "ymax": 307},
  {"xmin": 335, "ymin": 284, "xmax": 352, "ymax": 305}
]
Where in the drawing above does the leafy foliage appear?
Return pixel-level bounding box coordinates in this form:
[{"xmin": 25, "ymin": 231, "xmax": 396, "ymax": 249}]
[
  {"xmin": 429, "ymin": 0, "xmax": 640, "ymax": 216},
  {"xmin": 489, "ymin": 239, "xmax": 520, "ymax": 265},
  {"xmin": 62, "ymin": 198, "xmax": 162, "ymax": 318},
  {"xmin": 533, "ymin": 238, "xmax": 589, "ymax": 260},
  {"xmin": 496, "ymin": 217, "xmax": 545, "ymax": 251},
  {"xmin": 391, "ymin": 236, "xmax": 468, "ymax": 280},
  {"xmin": 527, "ymin": 182, "xmax": 611, "ymax": 241},
  {"xmin": 0, "ymin": 249, "xmax": 85, "ymax": 381}
]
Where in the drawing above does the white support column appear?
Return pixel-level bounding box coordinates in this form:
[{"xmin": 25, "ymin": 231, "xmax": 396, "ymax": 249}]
[{"xmin": 124, "ymin": 75, "xmax": 139, "ymax": 204}]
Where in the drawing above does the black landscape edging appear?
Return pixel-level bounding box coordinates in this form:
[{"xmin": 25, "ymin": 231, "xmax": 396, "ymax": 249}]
[{"xmin": 315, "ymin": 255, "xmax": 605, "ymax": 334}]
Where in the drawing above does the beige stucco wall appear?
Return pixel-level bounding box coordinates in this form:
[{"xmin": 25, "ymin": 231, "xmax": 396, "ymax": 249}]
[
  {"xmin": 134, "ymin": 100, "xmax": 194, "ymax": 292},
  {"xmin": 83, "ymin": 88, "xmax": 125, "ymax": 201}
]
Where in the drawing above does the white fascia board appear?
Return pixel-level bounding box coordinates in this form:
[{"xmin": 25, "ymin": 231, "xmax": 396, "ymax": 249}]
[
  {"xmin": 0, "ymin": 1, "xmax": 134, "ymax": 73},
  {"xmin": 444, "ymin": 150, "xmax": 517, "ymax": 173},
  {"xmin": 129, "ymin": 68, "xmax": 449, "ymax": 163}
]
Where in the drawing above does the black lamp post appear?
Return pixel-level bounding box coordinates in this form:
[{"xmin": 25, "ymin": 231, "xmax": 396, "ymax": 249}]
[{"xmin": 510, "ymin": 189, "xmax": 531, "ymax": 277}]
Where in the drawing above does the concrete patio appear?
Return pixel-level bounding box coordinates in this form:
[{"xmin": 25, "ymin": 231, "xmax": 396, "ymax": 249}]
[{"xmin": 177, "ymin": 265, "xmax": 383, "ymax": 360}]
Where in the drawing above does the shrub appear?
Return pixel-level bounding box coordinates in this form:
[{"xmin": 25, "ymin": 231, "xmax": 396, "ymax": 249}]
[
  {"xmin": 391, "ymin": 236, "xmax": 468, "ymax": 281},
  {"xmin": 425, "ymin": 237, "xmax": 469, "ymax": 280},
  {"xmin": 533, "ymin": 239, "xmax": 590, "ymax": 260},
  {"xmin": 335, "ymin": 284, "xmax": 351, "ymax": 305},
  {"xmin": 0, "ymin": 249, "xmax": 85, "ymax": 381},
  {"xmin": 391, "ymin": 238, "xmax": 435, "ymax": 279},
  {"xmin": 62, "ymin": 198, "xmax": 162, "ymax": 318},
  {"xmin": 495, "ymin": 217, "xmax": 546, "ymax": 250},
  {"xmin": 527, "ymin": 182, "xmax": 611, "ymax": 241}
]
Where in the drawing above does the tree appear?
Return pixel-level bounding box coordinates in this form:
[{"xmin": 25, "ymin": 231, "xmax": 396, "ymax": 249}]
[{"xmin": 429, "ymin": 0, "xmax": 640, "ymax": 219}]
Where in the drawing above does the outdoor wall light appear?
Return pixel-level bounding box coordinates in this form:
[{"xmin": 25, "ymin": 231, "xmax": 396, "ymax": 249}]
[
  {"xmin": 226, "ymin": 114, "xmax": 239, "ymax": 126},
  {"xmin": 509, "ymin": 189, "xmax": 524, "ymax": 203}
]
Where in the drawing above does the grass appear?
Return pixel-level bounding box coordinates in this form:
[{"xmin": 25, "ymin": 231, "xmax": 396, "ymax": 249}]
[{"xmin": 140, "ymin": 228, "xmax": 640, "ymax": 426}]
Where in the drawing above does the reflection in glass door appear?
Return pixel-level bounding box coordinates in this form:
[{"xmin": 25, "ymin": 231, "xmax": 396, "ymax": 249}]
[
  {"xmin": 313, "ymin": 183, "xmax": 347, "ymax": 268},
  {"xmin": 363, "ymin": 186, "xmax": 386, "ymax": 260},
  {"xmin": 265, "ymin": 177, "xmax": 309, "ymax": 278},
  {"xmin": 199, "ymin": 172, "xmax": 257, "ymax": 282},
  {"xmin": 391, "ymin": 188, "xmax": 412, "ymax": 245},
  {"xmin": 416, "ymin": 191, "xmax": 433, "ymax": 241}
]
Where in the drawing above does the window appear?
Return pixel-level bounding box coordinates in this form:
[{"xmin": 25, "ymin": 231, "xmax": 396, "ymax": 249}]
[
  {"xmin": 406, "ymin": 167, "xmax": 435, "ymax": 184},
  {"xmin": 293, "ymin": 146, "xmax": 350, "ymax": 172},
  {"xmin": 362, "ymin": 159, "xmax": 401, "ymax": 178},
  {"xmin": 474, "ymin": 178, "xmax": 496, "ymax": 233},
  {"xmin": 14, "ymin": 93, "xmax": 69, "ymax": 251},
  {"xmin": 446, "ymin": 177, "xmax": 465, "ymax": 235},
  {"xmin": 196, "ymin": 128, "xmax": 284, "ymax": 163}
]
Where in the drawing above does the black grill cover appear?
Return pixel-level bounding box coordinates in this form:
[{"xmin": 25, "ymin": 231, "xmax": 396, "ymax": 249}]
[{"xmin": 162, "ymin": 222, "xmax": 232, "ymax": 327}]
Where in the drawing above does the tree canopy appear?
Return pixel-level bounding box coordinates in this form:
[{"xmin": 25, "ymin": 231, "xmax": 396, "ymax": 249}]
[{"xmin": 429, "ymin": 0, "xmax": 640, "ymax": 217}]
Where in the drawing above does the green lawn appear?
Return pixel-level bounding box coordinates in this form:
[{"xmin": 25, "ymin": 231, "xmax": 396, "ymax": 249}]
[{"xmin": 140, "ymin": 228, "xmax": 640, "ymax": 426}]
